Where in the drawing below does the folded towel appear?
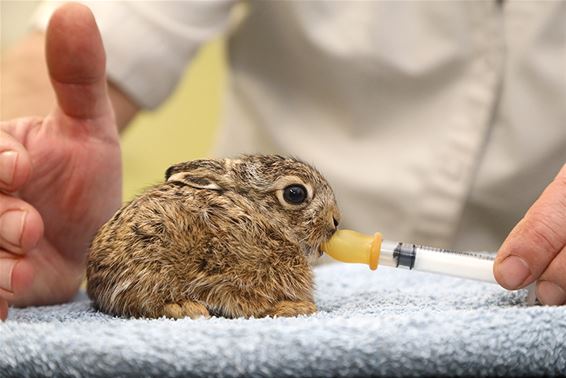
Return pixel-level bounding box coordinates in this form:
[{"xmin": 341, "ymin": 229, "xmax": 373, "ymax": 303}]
[{"xmin": 1, "ymin": 263, "xmax": 565, "ymax": 377}]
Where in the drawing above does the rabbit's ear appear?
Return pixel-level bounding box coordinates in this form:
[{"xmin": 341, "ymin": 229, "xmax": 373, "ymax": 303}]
[
  {"xmin": 169, "ymin": 174, "xmax": 223, "ymax": 191},
  {"xmin": 165, "ymin": 160, "xmax": 226, "ymax": 191}
]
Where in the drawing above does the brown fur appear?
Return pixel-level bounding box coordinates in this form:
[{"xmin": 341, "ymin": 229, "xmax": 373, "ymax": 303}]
[{"xmin": 87, "ymin": 155, "xmax": 340, "ymax": 319}]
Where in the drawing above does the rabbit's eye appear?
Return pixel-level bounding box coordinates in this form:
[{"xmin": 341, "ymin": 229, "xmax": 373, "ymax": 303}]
[{"xmin": 283, "ymin": 185, "xmax": 307, "ymax": 205}]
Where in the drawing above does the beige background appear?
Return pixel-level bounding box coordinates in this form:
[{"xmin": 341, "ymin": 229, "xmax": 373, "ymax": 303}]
[{"xmin": 1, "ymin": 0, "xmax": 224, "ymax": 200}]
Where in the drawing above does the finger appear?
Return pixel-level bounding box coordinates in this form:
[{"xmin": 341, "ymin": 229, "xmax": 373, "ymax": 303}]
[
  {"xmin": 0, "ymin": 250, "xmax": 33, "ymax": 301},
  {"xmin": 494, "ymin": 164, "xmax": 566, "ymax": 289},
  {"xmin": 536, "ymin": 245, "xmax": 566, "ymax": 305},
  {"xmin": 0, "ymin": 298, "xmax": 7, "ymax": 321},
  {"xmin": 0, "ymin": 241, "xmax": 83, "ymax": 306},
  {"xmin": 0, "ymin": 193, "xmax": 44, "ymax": 254},
  {"xmin": 46, "ymin": 2, "xmax": 112, "ymax": 120},
  {"xmin": 0, "ymin": 128, "xmax": 32, "ymax": 192}
]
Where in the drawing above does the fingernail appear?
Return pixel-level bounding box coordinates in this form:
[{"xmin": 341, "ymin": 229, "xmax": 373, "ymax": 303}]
[
  {"xmin": 0, "ymin": 258, "xmax": 16, "ymax": 292},
  {"xmin": 498, "ymin": 255, "xmax": 531, "ymax": 289},
  {"xmin": 0, "ymin": 151, "xmax": 18, "ymax": 186},
  {"xmin": 537, "ymin": 281, "xmax": 566, "ymax": 306},
  {"xmin": 0, "ymin": 210, "xmax": 27, "ymax": 246}
]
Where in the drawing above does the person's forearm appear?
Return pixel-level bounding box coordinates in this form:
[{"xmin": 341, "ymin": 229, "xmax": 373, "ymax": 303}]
[{"xmin": 1, "ymin": 31, "xmax": 139, "ymax": 131}]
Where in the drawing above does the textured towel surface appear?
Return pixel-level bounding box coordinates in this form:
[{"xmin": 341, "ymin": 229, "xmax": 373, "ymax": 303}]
[{"xmin": 1, "ymin": 263, "xmax": 565, "ymax": 377}]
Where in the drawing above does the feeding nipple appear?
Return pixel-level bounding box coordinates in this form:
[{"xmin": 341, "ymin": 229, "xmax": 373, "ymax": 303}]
[{"xmin": 322, "ymin": 230, "xmax": 381, "ymax": 270}]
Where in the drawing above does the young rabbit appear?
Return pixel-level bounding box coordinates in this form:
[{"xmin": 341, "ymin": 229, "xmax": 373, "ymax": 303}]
[{"xmin": 87, "ymin": 155, "xmax": 340, "ymax": 319}]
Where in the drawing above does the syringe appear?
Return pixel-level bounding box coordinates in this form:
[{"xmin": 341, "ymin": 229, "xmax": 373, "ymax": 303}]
[{"xmin": 322, "ymin": 229, "xmax": 496, "ymax": 283}]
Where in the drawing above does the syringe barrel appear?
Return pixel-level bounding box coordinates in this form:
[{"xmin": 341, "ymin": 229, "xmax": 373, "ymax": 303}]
[{"xmin": 379, "ymin": 241, "xmax": 497, "ymax": 283}]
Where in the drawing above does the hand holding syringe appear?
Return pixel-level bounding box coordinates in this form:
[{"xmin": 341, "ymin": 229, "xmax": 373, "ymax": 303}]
[
  {"xmin": 322, "ymin": 230, "xmax": 497, "ymax": 283},
  {"xmin": 321, "ymin": 166, "xmax": 566, "ymax": 305}
]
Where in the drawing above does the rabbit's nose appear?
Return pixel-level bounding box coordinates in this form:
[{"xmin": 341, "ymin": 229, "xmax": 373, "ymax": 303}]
[
  {"xmin": 333, "ymin": 216, "xmax": 339, "ymax": 229},
  {"xmin": 331, "ymin": 208, "xmax": 341, "ymax": 230}
]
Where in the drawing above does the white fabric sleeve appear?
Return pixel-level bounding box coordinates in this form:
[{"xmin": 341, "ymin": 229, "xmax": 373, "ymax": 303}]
[{"xmin": 32, "ymin": 0, "xmax": 235, "ymax": 109}]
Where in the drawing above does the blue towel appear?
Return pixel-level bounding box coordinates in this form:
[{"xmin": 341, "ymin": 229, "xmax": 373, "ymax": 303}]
[{"xmin": 1, "ymin": 263, "xmax": 565, "ymax": 377}]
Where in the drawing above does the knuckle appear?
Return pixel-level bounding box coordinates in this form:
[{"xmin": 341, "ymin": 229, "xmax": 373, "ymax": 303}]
[
  {"xmin": 0, "ymin": 128, "xmax": 17, "ymax": 146},
  {"xmin": 526, "ymin": 215, "xmax": 564, "ymax": 258},
  {"xmin": 539, "ymin": 250, "xmax": 566, "ymax": 283},
  {"xmin": 0, "ymin": 202, "xmax": 43, "ymax": 254}
]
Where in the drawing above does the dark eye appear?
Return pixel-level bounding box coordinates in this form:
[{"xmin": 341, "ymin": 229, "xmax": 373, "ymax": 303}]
[{"xmin": 283, "ymin": 185, "xmax": 307, "ymax": 205}]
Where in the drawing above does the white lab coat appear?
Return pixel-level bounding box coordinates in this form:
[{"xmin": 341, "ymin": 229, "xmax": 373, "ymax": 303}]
[{"xmin": 35, "ymin": 0, "xmax": 566, "ymax": 251}]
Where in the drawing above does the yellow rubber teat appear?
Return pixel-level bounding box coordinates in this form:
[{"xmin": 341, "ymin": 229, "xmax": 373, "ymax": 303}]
[{"xmin": 322, "ymin": 230, "xmax": 382, "ymax": 270}]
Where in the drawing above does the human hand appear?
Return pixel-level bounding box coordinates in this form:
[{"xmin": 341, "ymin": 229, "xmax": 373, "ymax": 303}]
[
  {"xmin": 494, "ymin": 164, "xmax": 566, "ymax": 305},
  {"xmin": 0, "ymin": 3, "xmax": 122, "ymax": 320}
]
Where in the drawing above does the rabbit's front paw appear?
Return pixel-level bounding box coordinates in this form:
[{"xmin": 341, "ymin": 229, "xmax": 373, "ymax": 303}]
[
  {"xmin": 163, "ymin": 301, "xmax": 210, "ymax": 319},
  {"xmin": 265, "ymin": 300, "xmax": 317, "ymax": 318}
]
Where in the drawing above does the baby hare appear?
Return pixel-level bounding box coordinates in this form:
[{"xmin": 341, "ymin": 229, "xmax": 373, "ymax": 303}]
[{"xmin": 87, "ymin": 155, "xmax": 340, "ymax": 319}]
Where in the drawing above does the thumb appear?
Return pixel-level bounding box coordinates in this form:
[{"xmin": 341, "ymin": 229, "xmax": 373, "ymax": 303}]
[
  {"xmin": 46, "ymin": 2, "xmax": 112, "ymax": 120},
  {"xmin": 494, "ymin": 164, "xmax": 566, "ymax": 289}
]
